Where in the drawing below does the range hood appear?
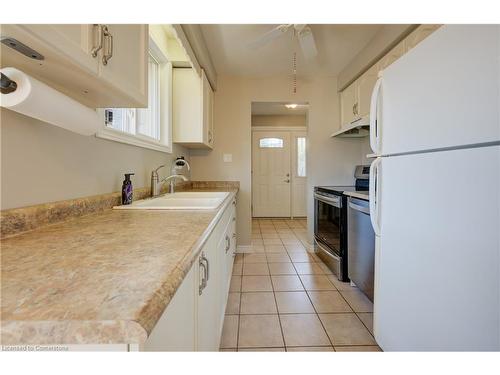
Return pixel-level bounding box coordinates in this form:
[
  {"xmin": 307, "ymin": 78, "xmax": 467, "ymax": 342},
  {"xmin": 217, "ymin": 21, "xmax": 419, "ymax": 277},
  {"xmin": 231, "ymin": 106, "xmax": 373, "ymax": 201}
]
[{"xmin": 331, "ymin": 115, "xmax": 370, "ymax": 138}]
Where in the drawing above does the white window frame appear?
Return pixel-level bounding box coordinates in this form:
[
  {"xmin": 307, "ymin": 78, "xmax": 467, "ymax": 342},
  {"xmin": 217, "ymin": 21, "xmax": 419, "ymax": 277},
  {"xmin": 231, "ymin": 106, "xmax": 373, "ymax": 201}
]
[
  {"xmin": 96, "ymin": 37, "xmax": 173, "ymax": 154},
  {"xmin": 296, "ymin": 136, "xmax": 306, "ymax": 177}
]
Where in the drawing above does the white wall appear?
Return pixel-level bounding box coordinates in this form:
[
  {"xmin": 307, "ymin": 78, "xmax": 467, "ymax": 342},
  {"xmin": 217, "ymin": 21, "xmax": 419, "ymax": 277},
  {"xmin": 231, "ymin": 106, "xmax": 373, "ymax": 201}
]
[
  {"xmin": 190, "ymin": 75, "xmax": 367, "ymax": 246},
  {"xmin": 0, "ymin": 109, "xmax": 189, "ymax": 210},
  {"xmin": 251, "ymin": 114, "xmax": 306, "ymax": 127}
]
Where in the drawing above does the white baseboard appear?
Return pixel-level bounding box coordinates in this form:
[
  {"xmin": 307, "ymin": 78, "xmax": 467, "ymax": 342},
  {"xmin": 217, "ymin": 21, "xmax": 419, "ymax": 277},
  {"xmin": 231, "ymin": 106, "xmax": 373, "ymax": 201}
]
[{"xmin": 236, "ymin": 245, "xmax": 253, "ymax": 253}]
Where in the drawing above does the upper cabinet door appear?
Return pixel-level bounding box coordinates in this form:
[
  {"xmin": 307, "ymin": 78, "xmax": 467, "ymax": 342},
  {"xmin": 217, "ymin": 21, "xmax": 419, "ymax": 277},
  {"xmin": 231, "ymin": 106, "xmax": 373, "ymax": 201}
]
[
  {"xmin": 17, "ymin": 24, "xmax": 99, "ymax": 74},
  {"xmin": 357, "ymin": 64, "xmax": 379, "ymax": 119},
  {"xmin": 378, "ymin": 41, "xmax": 405, "ymax": 72},
  {"xmin": 202, "ymin": 70, "xmax": 214, "ymax": 148},
  {"xmin": 98, "ymin": 24, "xmax": 149, "ymax": 107},
  {"xmin": 1, "ymin": 24, "xmax": 149, "ymax": 108},
  {"xmin": 405, "ymin": 25, "xmax": 441, "ymax": 52},
  {"xmin": 340, "ymin": 82, "xmax": 358, "ymax": 127}
]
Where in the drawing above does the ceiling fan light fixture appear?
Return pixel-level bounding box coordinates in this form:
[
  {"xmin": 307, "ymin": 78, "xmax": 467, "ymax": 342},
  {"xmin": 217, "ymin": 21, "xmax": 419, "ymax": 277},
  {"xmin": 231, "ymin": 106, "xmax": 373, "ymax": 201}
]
[{"xmin": 285, "ymin": 104, "xmax": 298, "ymax": 109}]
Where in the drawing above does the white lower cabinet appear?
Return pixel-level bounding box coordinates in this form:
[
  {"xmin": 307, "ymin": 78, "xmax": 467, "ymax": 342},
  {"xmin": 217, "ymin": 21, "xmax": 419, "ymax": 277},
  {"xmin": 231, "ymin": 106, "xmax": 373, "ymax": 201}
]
[
  {"xmin": 143, "ymin": 198, "xmax": 236, "ymax": 351},
  {"xmin": 143, "ymin": 266, "xmax": 196, "ymax": 351},
  {"xmin": 196, "ymin": 233, "xmax": 219, "ymax": 351}
]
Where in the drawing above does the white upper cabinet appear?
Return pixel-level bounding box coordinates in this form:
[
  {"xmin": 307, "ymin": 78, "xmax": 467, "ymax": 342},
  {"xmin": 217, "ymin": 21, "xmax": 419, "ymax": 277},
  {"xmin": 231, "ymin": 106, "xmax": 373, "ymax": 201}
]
[
  {"xmin": 356, "ymin": 63, "xmax": 379, "ymax": 119},
  {"xmin": 340, "ymin": 81, "xmax": 358, "ymax": 126},
  {"xmin": 340, "ymin": 63, "xmax": 378, "ymax": 128},
  {"xmin": 17, "ymin": 25, "xmax": 99, "ymax": 74},
  {"xmin": 173, "ymin": 68, "xmax": 214, "ymax": 149},
  {"xmin": 97, "ymin": 24, "xmax": 148, "ymax": 107},
  {"xmin": 203, "ymin": 71, "xmax": 215, "ymax": 148},
  {"xmin": 377, "ymin": 41, "xmax": 405, "ymax": 72},
  {"xmin": 338, "ymin": 25, "xmax": 441, "ymax": 132},
  {"xmin": 0, "ymin": 24, "xmax": 148, "ymax": 108}
]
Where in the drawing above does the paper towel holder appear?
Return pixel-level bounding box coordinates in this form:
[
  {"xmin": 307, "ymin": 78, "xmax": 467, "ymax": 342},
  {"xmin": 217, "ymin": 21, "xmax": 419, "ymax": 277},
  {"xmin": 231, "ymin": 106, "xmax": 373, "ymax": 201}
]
[
  {"xmin": 1, "ymin": 72, "xmax": 17, "ymax": 94},
  {"xmin": 1, "ymin": 37, "xmax": 44, "ymax": 61}
]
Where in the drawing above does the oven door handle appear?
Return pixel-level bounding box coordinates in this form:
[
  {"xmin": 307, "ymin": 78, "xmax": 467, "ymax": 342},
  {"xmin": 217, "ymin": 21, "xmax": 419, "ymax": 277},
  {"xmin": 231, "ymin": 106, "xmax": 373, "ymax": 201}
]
[
  {"xmin": 315, "ymin": 240, "xmax": 341, "ymax": 261},
  {"xmin": 348, "ymin": 201, "xmax": 370, "ymax": 215},
  {"xmin": 314, "ymin": 193, "xmax": 341, "ymax": 207}
]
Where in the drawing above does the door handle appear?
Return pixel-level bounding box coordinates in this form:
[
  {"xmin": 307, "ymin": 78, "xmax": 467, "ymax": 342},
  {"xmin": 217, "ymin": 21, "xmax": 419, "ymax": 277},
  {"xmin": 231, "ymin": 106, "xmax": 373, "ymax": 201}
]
[
  {"xmin": 225, "ymin": 235, "xmax": 231, "ymax": 253},
  {"xmin": 370, "ymin": 76, "xmax": 383, "ymax": 154},
  {"xmin": 369, "ymin": 158, "xmax": 382, "ymax": 236}
]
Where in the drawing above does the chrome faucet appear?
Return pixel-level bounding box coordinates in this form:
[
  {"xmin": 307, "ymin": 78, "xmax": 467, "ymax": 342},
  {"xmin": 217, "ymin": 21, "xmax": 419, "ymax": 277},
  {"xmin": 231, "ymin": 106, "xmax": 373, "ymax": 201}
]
[{"xmin": 151, "ymin": 157, "xmax": 191, "ymax": 197}]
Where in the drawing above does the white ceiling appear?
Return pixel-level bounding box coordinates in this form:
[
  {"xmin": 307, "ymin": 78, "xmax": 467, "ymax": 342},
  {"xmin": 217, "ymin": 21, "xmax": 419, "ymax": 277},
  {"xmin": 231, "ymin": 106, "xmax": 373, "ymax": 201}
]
[
  {"xmin": 252, "ymin": 102, "xmax": 309, "ymax": 115},
  {"xmin": 200, "ymin": 24, "xmax": 383, "ymax": 78}
]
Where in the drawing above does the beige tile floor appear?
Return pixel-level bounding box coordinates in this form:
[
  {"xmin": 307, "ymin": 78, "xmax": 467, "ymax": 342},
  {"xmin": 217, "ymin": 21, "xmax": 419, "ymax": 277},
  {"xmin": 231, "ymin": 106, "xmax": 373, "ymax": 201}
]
[{"xmin": 219, "ymin": 218, "xmax": 382, "ymax": 352}]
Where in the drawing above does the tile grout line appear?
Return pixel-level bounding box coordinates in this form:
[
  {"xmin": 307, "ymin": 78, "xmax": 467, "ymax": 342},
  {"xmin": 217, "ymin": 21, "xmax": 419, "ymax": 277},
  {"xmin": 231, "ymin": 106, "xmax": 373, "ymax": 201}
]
[
  {"xmin": 235, "ymin": 284, "xmax": 243, "ymax": 351},
  {"xmin": 335, "ymin": 288, "xmax": 376, "ymax": 341},
  {"xmin": 296, "ymin": 262, "xmax": 337, "ymax": 350},
  {"xmin": 269, "ymin": 224, "xmax": 288, "ymax": 351}
]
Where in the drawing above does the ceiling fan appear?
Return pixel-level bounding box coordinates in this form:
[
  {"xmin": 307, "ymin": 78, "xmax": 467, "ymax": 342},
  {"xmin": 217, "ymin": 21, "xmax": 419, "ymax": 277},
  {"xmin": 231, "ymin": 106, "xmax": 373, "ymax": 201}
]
[{"xmin": 248, "ymin": 24, "xmax": 318, "ymax": 59}]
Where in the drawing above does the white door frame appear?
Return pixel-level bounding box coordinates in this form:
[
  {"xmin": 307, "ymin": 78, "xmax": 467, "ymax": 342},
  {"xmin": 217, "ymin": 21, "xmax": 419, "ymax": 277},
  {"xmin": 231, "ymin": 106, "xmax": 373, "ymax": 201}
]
[{"xmin": 251, "ymin": 126, "xmax": 307, "ymax": 218}]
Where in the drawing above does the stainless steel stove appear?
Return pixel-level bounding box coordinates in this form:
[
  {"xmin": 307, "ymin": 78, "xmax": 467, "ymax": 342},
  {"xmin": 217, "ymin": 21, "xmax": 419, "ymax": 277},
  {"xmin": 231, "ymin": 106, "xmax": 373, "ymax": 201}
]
[{"xmin": 313, "ymin": 165, "xmax": 369, "ymax": 281}]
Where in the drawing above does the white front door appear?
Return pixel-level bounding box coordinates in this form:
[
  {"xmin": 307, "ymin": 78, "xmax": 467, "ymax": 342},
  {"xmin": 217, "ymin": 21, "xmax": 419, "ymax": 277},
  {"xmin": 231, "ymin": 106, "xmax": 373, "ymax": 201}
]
[
  {"xmin": 252, "ymin": 131, "xmax": 291, "ymax": 217},
  {"xmin": 291, "ymin": 131, "xmax": 307, "ymax": 217}
]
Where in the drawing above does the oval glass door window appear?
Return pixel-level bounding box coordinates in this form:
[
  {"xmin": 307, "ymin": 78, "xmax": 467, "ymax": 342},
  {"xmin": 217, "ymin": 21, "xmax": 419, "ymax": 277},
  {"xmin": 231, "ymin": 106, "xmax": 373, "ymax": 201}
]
[{"xmin": 259, "ymin": 138, "xmax": 284, "ymax": 148}]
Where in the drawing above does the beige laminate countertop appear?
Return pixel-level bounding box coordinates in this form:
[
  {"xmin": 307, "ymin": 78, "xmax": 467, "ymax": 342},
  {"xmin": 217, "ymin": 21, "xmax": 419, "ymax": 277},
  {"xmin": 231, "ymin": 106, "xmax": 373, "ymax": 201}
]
[{"xmin": 1, "ymin": 188, "xmax": 237, "ymax": 346}]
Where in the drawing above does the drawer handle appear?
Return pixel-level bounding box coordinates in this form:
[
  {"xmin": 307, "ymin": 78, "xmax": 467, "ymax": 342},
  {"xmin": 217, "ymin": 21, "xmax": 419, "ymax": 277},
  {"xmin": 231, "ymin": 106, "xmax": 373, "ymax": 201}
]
[
  {"xmin": 202, "ymin": 253, "xmax": 209, "ymax": 281},
  {"xmin": 199, "ymin": 254, "xmax": 207, "ymax": 295}
]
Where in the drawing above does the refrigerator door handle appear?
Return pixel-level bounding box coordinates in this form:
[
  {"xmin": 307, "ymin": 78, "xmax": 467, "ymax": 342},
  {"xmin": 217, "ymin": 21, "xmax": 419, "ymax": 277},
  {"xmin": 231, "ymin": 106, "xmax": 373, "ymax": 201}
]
[
  {"xmin": 370, "ymin": 76, "xmax": 383, "ymax": 154},
  {"xmin": 369, "ymin": 158, "xmax": 381, "ymax": 236}
]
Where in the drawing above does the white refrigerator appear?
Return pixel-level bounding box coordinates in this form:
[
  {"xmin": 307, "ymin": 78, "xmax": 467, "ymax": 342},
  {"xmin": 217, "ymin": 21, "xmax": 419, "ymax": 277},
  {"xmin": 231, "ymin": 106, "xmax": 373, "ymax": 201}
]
[{"xmin": 369, "ymin": 25, "xmax": 500, "ymax": 351}]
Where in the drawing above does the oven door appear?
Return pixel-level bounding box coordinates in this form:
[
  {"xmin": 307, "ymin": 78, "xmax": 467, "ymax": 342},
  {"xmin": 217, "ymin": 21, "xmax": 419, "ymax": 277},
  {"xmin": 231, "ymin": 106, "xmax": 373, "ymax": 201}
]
[{"xmin": 314, "ymin": 192, "xmax": 342, "ymax": 257}]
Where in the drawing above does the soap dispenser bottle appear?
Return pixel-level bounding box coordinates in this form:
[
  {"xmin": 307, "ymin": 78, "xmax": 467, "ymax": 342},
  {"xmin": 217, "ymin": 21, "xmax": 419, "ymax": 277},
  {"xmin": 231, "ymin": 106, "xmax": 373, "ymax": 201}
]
[{"xmin": 122, "ymin": 173, "xmax": 135, "ymax": 205}]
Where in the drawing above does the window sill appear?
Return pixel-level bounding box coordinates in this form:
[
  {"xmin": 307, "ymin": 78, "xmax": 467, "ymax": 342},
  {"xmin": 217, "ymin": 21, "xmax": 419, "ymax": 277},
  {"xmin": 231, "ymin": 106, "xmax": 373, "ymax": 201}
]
[{"xmin": 96, "ymin": 127, "xmax": 172, "ymax": 154}]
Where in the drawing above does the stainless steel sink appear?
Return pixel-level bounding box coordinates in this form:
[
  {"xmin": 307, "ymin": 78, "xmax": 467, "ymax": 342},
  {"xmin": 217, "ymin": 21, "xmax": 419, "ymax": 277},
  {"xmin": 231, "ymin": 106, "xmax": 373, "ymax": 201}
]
[{"xmin": 113, "ymin": 192, "xmax": 230, "ymax": 210}]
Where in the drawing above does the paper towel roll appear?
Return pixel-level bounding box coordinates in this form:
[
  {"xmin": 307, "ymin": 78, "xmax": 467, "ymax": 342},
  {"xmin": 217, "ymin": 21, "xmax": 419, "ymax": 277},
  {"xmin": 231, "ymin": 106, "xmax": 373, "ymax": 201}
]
[{"xmin": 0, "ymin": 67, "xmax": 100, "ymax": 136}]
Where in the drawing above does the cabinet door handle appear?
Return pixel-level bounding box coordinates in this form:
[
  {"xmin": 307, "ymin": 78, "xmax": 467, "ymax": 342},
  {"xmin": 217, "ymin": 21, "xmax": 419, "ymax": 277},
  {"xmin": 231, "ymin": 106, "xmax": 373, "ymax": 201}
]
[
  {"xmin": 202, "ymin": 253, "xmax": 209, "ymax": 281},
  {"xmin": 225, "ymin": 235, "xmax": 231, "ymax": 253},
  {"xmin": 199, "ymin": 255, "xmax": 207, "ymax": 295},
  {"xmin": 352, "ymin": 102, "xmax": 358, "ymax": 115},
  {"xmin": 102, "ymin": 26, "xmax": 113, "ymax": 66},
  {"xmin": 91, "ymin": 24, "xmax": 103, "ymax": 57}
]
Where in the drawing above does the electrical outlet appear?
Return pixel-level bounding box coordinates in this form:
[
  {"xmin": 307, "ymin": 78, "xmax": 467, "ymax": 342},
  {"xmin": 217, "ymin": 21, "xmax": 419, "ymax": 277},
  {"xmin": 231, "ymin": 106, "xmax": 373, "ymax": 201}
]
[{"xmin": 223, "ymin": 154, "xmax": 232, "ymax": 163}]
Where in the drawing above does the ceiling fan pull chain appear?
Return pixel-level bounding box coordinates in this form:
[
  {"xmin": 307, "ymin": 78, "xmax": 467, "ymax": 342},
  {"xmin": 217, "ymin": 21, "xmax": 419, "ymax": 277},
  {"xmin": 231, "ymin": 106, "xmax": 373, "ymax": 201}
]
[{"xmin": 292, "ymin": 51, "xmax": 297, "ymax": 94}]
